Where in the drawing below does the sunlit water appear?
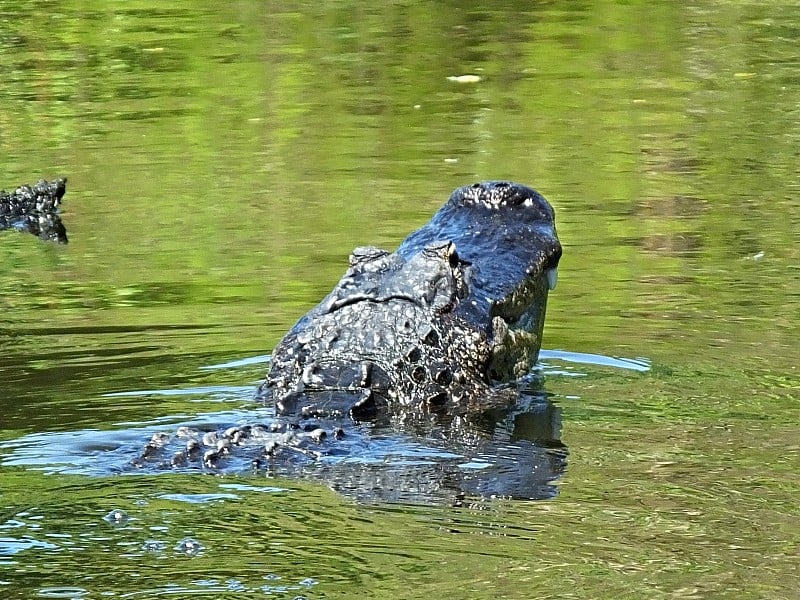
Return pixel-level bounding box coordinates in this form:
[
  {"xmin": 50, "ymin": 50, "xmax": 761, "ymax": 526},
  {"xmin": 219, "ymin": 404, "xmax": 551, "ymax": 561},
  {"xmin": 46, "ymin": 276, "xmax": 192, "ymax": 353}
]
[{"xmin": 1, "ymin": 2, "xmax": 799, "ymax": 599}]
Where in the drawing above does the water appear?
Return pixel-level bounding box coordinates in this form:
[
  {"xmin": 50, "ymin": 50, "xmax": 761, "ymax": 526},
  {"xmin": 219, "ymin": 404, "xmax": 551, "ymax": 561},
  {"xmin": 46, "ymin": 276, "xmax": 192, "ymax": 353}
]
[{"xmin": 1, "ymin": 2, "xmax": 799, "ymax": 599}]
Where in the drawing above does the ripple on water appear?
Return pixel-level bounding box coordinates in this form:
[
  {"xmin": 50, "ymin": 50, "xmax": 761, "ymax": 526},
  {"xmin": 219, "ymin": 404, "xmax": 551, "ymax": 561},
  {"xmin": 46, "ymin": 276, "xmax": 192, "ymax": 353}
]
[
  {"xmin": 0, "ymin": 351, "xmax": 645, "ymax": 505},
  {"xmin": 175, "ymin": 537, "xmax": 204, "ymax": 556},
  {"xmin": 157, "ymin": 493, "xmax": 240, "ymax": 504},
  {"xmin": 35, "ymin": 588, "xmax": 89, "ymax": 599},
  {"xmin": 102, "ymin": 509, "xmax": 130, "ymax": 527}
]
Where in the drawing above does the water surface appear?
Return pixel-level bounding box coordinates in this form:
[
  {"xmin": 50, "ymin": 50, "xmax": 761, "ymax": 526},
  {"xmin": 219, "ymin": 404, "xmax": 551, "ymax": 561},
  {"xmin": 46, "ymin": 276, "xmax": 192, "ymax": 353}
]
[{"xmin": 1, "ymin": 2, "xmax": 798, "ymax": 599}]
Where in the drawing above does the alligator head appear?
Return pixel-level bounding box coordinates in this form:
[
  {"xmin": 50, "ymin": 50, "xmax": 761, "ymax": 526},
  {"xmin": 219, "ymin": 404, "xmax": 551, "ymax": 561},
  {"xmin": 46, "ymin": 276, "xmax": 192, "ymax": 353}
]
[{"xmin": 257, "ymin": 181, "xmax": 561, "ymax": 420}]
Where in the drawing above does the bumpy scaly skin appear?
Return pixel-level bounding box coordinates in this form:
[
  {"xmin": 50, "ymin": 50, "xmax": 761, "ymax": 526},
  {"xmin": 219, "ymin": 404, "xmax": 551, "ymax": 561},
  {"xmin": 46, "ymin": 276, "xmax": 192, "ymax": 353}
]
[
  {"xmin": 260, "ymin": 242, "xmax": 493, "ymax": 418},
  {"xmin": 0, "ymin": 179, "xmax": 68, "ymax": 243},
  {"xmin": 257, "ymin": 181, "xmax": 562, "ymax": 419}
]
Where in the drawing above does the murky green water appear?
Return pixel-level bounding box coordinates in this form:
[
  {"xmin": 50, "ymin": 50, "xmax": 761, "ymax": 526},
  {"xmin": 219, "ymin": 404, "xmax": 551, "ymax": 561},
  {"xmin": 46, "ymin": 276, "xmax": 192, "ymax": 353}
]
[{"xmin": 1, "ymin": 2, "xmax": 798, "ymax": 598}]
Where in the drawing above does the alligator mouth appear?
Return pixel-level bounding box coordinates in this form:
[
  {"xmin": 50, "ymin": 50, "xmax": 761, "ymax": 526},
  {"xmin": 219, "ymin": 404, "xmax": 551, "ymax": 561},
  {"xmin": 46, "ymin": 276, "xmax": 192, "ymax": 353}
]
[{"xmin": 393, "ymin": 181, "xmax": 562, "ymax": 379}]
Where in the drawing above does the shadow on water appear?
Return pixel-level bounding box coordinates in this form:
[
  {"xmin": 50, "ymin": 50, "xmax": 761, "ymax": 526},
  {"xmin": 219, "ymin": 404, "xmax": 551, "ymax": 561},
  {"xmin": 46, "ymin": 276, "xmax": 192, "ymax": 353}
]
[{"xmin": 1, "ymin": 351, "xmax": 647, "ymax": 506}]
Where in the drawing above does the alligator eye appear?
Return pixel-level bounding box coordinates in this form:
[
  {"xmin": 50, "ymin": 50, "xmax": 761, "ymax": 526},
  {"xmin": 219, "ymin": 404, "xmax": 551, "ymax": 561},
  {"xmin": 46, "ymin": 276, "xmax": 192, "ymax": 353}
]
[{"xmin": 446, "ymin": 244, "xmax": 460, "ymax": 268}]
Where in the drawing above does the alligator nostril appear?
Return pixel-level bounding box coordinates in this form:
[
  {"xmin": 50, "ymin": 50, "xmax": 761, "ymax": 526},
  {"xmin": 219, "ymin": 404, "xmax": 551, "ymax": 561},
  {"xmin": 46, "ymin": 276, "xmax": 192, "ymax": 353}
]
[{"xmin": 471, "ymin": 183, "xmax": 482, "ymax": 189}]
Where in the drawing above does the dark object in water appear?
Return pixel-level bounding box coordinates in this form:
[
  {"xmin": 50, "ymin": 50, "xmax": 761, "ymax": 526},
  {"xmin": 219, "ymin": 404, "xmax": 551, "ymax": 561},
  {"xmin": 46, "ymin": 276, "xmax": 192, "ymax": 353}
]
[{"xmin": 0, "ymin": 178, "xmax": 68, "ymax": 243}]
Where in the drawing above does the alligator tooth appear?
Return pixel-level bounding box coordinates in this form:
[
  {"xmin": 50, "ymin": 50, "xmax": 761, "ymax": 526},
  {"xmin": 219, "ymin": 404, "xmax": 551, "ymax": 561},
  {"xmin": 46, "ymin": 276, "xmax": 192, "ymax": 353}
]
[{"xmin": 546, "ymin": 267, "xmax": 558, "ymax": 291}]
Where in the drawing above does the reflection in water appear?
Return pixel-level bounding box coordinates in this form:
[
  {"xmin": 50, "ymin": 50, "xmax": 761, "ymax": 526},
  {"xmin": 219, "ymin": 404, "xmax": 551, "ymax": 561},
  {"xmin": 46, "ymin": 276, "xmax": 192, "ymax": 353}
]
[
  {"xmin": 313, "ymin": 391, "xmax": 566, "ymax": 504},
  {"xmin": 1, "ymin": 351, "xmax": 651, "ymax": 505}
]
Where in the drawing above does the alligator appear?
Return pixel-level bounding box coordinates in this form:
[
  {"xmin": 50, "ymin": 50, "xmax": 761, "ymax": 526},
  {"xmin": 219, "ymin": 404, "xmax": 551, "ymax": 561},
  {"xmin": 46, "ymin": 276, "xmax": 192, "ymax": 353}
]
[
  {"xmin": 0, "ymin": 178, "xmax": 68, "ymax": 243},
  {"xmin": 118, "ymin": 180, "xmax": 566, "ymax": 502},
  {"xmin": 256, "ymin": 181, "xmax": 562, "ymax": 421}
]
